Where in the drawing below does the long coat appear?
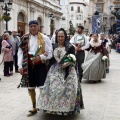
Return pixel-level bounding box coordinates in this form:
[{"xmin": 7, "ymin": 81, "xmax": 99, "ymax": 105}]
[{"xmin": 2, "ymin": 40, "xmax": 13, "ymax": 62}]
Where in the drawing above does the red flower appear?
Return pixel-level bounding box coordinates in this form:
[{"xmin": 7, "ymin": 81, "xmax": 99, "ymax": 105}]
[{"xmin": 75, "ymin": 44, "xmax": 78, "ymax": 47}]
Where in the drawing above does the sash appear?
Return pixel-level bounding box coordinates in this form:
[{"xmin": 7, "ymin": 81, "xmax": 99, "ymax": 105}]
[{"xmin": 18, "ymin": 32, "xmax": 45, "ymax": 87}]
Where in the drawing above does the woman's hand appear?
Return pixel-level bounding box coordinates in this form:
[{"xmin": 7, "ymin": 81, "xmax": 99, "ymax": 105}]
[
  {"xmin": 61, "ymin": 62, "xmax": 69, "ymax": 69},
  {"xmin": 43, "ymin": 52, "xmax": 48, "ymax": 57}
]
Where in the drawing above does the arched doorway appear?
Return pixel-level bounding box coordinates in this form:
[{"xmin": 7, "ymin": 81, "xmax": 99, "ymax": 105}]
[
  {"xmin": 37, "ymin": 17, "xmax": 43, "ymax": 32},
  {"xmin": 17, "ymin": 12, "xmax": 25, "ymax": 37}
]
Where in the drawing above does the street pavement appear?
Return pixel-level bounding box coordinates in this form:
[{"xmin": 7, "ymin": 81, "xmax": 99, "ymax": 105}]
[{"xmin": 0, "ymin": 50, "xmax": 120, "ymax": 120}]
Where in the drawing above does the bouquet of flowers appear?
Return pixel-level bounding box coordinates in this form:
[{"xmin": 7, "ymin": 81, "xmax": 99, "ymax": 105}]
[
  {"xmin": 102, "ymin": 56, "xmax": 108, "ymax": 62},
  {"xmin": 61, "ymin": 54, "xmax": 76, "ymax": 66},
  {"xmin": 58, "ymin": 54, "xmax": 76, "ymax": 74},
  {"xmin": 30, "ymin": 45, "xmax": 42, "ymax": 61}
]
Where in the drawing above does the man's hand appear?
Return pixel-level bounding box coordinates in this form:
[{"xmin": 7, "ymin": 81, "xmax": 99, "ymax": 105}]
[
  {"xmin": 75, "ymin": 47, "xmax": 82, "ymax": 52},
  {"xmin": 19, "ymin": 68, "xmax": 23, "ymax": 75},
  {"xmin": 32, "ymin": 55, "xmax": 41, "ymax": 64}
]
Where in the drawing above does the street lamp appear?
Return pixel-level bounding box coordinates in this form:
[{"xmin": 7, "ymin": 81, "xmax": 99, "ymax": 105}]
[
  {"xmin": 0, "ymin": 0, "xmax": 12, "ymax": 31},
  {"xmin": 50, "ymin": 14, "xmax": 54, "ymax": 36}
]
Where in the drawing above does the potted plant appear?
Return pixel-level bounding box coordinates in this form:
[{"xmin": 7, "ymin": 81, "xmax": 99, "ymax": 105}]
[{"xmin": 1, "ymin": 15, "xmax": 12, "ymax": 22}]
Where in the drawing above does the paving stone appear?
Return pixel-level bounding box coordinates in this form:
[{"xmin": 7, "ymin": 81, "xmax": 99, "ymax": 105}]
[{"xmin": 0, "ymin": 50, "xmax": 120, "ymax": 120}]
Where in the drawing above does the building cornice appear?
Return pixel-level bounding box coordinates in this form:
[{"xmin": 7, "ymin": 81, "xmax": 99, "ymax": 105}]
[
  {"xmin": 69, "ymin": 2, "xmax": 87, "ymax": 6},
  {"xmin": 29, "ymin": 0, "xmax": 62, "ymax": 15}
]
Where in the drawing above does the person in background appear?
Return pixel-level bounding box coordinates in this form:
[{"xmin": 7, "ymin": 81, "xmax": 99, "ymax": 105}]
[
  {"xmin": 107, "ymin": 35, "xmax": 112, "ymax": 53},
  {"xmin": 0, "ymin": 36, "xmax": 2, "ymax": 54},
  {"xmin": 116, "ymin": 32, "xmax": 120, "ymax": 53},
  {"xmin": 89, "ymin": 34, "xmax": 93, "ymax": 41},
  {"xmin": 12, "ymin": 30, "xmax": 20, "ymax": 73},
  {"xmin": 70, "ymin": 34, "xmax": 74, "ymax": 40},
  {"xmin": 6, "ymin": 31, "xmax": 15, "ymax": 75},
  {"xmin": 51, "ymin": 30, "xmax": 58, "ymax": 44},
  {"xmin": 47, "ymin": 35, "xmax": 51, "ymax": 40},
  {"xmin": 70, "ymin": 25, "xmax": 89, "ymax": 82},
  {"xmin": 100, "ymin": 33, "xmax": 110, "ymax": 73},
  {"xmin": 2, "ymin": 33, "xmax": 14, "ymax": 77},
  {"xmin": 82, "ymin": 34, "xmax": 106, "ymax": 82},
  {"xmin": 112, "ymin": 35, "xmax": 116, "ymax": 50}
]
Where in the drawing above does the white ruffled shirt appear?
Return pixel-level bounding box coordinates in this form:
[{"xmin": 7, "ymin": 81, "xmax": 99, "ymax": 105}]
[
  {"xmin": 17, "ymin": 33, "xmax": 53, "ymax": 69},
  {"xmin": 70, "ymin": 34, "xmax": 89, "ymax": 50}
]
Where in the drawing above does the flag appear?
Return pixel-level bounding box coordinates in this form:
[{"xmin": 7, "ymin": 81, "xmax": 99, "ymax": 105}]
[{"xmin": 92, "ymin": 15, "xmax": 102, "ymax": 34}]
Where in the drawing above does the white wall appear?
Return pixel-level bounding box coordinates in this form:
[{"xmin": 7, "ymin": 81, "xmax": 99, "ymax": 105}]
[{"xmin": 0, "ymin": 0, "xmax": 62, "ymax": 35}]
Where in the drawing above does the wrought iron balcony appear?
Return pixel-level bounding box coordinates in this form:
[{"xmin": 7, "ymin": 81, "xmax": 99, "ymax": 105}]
[{"xmin": 113, "ymin": 0, "xmax": 120, "ymax": 4}]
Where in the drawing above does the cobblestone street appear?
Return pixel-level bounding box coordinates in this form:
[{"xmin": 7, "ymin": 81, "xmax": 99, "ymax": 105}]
[{"xmin": 0, "ymin": 50, "xmax": 120, "ymax": 120}]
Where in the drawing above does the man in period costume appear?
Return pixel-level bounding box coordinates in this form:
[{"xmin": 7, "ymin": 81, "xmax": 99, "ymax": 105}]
[
  {"xmin": 17, "ymin": 20, "xmax": 53, "ymax": 116},
  {"xmin": 70, "ymin": 25, "xmax": 89, "ymax": 82}
]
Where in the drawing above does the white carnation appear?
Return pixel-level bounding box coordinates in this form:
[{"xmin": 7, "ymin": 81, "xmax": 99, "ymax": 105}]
[
  {"xmin": 102, "ymin": 56, "xmax": 108, "ymax": 61},
  {"xmin": 69, "ymin": 54, "xmax": 76, "ymax": 62}
]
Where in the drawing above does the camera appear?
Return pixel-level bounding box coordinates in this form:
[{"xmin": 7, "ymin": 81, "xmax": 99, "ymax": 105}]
[{"xmin": 6, "ymin": 45, "xmax": 11, "ymax": 49}]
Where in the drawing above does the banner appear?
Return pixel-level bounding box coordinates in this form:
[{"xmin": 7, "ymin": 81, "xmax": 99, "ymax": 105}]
[{"xmin": 92, "ymin": 15, "xmax": 102, "ymax": 34}]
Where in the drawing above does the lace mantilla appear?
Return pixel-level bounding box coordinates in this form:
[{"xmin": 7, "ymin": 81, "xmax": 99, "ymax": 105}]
[{"xmin": 90, "ymin": 39, "xmax": 102, "ymax": 47}]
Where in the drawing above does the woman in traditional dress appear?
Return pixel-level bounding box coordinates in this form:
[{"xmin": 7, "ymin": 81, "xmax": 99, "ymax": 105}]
[
  {"xmin": 37, "ymin": 28, "xmax": 84, "ymax": 115},
  {"xmin": 82, "ymin": 34, "xmax": 107, "ymax": 82}
]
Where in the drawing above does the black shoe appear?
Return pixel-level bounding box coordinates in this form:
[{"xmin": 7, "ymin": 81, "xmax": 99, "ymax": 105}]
[
  {"xmin": 106, "ymin": 69, "xmax": 109, "ymax": 73},
  {"xmin": 79, "ymin": 79, "xmax": 82, "ymax": 83},
  {"xmin": 98, "ymin": 80, "xmax": 101, "ymax": 82}
]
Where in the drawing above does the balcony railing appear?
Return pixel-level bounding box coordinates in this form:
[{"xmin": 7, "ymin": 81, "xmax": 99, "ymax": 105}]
[
  {"xmin": 96, "ymin": 0, "xmax": 104, "ymax": 4},
  {"xmin": 113, "ymin": 0, "xmax": 120, "ymax": 4}
]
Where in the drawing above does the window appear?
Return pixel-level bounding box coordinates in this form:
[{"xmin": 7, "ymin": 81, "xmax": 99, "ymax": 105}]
[
  {"xmin": 76, "ymin": 15, "xmax": 79, "ymax": 20},
  {"xmin": 62, "ymin": 17, "xmax": 66, "ymax": 20},
  {"xmin": 97, "ymin": 0, "xmax": 103, "ymax": 2},
  {"xmin": 71, "ymin": 6, "xmax": 74, "ymax": 11},
  {"xmin": 17, "ymin": 12, "xmax": 25, "ymax": 22},
  {"xmin": 96, "ymin": 3, "xmax": 103, "ymax": 13},
  {"xmin": 77, "ymin": 7, "xmax": 80, "ymax": 13},
  {"xmin": 71, "ymin": 15, "xmax": 74, "ymax": 20},
  {"xmin": 76, "ymin": 23, "xmax": 81, "ymax": 27},
  {"xmin": 80, "ymin": 15, "xmax": 81, "ymax": 20}
]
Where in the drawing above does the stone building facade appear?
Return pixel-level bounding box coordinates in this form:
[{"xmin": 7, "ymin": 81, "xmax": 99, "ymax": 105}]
[
  {"xmin": 88, "ymin": 0, "xmax": 120, "ymax": 34},
  {"xmin": 0, "ymin": 0, "xmax": 62, "ymax": 36},
  {"xmin": 60, "ymin": 0, "xmax": 89, "ymax": 34}
]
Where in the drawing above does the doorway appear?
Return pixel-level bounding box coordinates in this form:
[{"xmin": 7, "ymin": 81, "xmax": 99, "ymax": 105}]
[{"xmin": 17, "ymin": 12, "xmax": 25, "ymax": 37}]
